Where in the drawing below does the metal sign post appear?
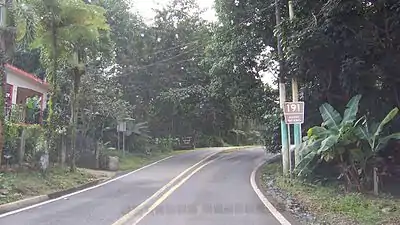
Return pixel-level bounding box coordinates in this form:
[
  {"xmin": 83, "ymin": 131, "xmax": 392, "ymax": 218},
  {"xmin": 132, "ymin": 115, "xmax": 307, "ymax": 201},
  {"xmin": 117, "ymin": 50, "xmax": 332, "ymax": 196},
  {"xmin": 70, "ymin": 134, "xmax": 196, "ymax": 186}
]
[
  {"xmin": 117, "ymin": 122, "xmax": 127, "ymax": 156},
  {"xmin": 283, "ymin": 101, "xmax": 305, "ymax": 174}
]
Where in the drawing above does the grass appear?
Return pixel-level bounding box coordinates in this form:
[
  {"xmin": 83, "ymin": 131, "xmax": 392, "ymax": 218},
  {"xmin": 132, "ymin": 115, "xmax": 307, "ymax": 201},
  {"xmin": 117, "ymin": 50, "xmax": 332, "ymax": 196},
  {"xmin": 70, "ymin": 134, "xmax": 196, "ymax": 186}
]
[
  {"xmin": 116, "ymin": 151, "xmax": 185, "ymax": 171},
  {"xmin": 261, "ymin": 162, "xmax": 400, "ymax": 225},
  {"xmin": 0, "ymin": 167, "xmax": 97, "ymax": 205},
  {"xmin": 0, "ymin": 150, "xmax": 186, "ymax": 205},
  {"xmin": 220, "ymin": 145, "xmax": 258, "ymax": 153}
]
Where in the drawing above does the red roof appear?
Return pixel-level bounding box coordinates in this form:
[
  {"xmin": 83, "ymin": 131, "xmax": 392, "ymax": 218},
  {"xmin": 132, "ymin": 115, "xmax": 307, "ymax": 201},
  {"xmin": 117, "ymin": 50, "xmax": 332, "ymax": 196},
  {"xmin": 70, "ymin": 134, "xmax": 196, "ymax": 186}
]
[{"xmin": 5, "ymin": 64, "xmax": 49, "ymax": 88}]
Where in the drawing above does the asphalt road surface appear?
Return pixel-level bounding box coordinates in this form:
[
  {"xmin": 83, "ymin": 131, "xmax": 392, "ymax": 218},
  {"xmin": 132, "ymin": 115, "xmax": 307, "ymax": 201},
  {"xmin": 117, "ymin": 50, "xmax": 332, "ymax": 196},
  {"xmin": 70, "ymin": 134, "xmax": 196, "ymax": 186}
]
[
  {"xmin": 137, "ymin": 148, "xmax": 281, "ymax": 225},
  {"xmin": 0, "ymin": 147, "xmax": 283, "ymax": 225}
]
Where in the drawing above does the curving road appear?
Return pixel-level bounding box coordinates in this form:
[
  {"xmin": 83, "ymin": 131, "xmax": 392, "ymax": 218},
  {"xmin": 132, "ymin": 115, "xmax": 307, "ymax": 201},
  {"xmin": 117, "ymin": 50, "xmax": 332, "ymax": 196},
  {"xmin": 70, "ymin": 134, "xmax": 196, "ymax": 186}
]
[
  {"xmin": 0, "ymin": 147, "xmax": 286, "ymax": 225},
  {"xmin": 138, "ymin": 148, "xmax": 281, "ymax": 225}
]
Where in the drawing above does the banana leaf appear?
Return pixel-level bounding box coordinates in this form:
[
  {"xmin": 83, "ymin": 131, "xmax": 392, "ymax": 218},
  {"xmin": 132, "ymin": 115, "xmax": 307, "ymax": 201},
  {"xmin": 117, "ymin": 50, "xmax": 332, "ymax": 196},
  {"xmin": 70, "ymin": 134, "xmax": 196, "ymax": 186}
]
[
  {"xmin": 374, "ymin": 107, "xmax": 399, "ymax": 138},
  {"xmin": 376, "ymin": 132, "xmax": 400, "ymax": 152},
  {"xmin": 355, "ymin": 123, "xmax": 373, "ymax": 147},
  {"xmin": 319, "ymin": 103, "xmax": 342, "ymax": 130},
  {"xmin": 295, "ymin": 139, "xmax": 322, "ymax": 176},
  {"xmin": 341, "ymin": 94, "xmax": 362, "ymax": 125},
  {"xmin": 317, "ymin": 134, "xmax": 339, "ymax": 154}
]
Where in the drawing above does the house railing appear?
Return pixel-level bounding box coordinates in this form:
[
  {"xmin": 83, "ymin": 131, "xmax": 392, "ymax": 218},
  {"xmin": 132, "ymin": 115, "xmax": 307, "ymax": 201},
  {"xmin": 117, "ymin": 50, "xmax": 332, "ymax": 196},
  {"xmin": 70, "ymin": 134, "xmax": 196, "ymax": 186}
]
[{"xmin": 5, "ymin": 104, "xmax": 41, "ymax": 124}]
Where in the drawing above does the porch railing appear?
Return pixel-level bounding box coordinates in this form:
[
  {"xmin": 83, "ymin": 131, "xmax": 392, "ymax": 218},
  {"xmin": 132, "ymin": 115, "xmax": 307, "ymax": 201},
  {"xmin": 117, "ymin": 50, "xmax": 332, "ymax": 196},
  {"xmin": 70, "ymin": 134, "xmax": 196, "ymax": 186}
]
[{"xmin": 5, "ymin": 104, "xmax": 41, "ymax": 124}]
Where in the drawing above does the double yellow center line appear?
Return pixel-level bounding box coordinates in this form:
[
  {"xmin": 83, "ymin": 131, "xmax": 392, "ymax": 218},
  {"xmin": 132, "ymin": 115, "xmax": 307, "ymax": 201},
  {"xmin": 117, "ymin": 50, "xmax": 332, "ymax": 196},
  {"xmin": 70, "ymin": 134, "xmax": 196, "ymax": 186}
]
[{"xmin": 111, "ymin": 149, "xmax": 229, "ymax": 225}]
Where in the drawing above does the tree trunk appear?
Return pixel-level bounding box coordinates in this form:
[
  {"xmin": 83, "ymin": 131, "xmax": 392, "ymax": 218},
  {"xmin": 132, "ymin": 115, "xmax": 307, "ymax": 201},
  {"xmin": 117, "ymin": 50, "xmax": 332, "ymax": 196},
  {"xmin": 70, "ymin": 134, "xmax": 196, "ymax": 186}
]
[
  {"xmin": 70, "ymin": 78, "xmax": 77, "ymax": 172},
  {"xmin": 70, "ymin": 62, "xmax": 83, "ymax": 172},
  {"xmin": 373, "ymin": 167, "xmax": 379, "ymax": 195},
  {"xmin": 95, "ymin": 141, "xmax": 100, "ymax": 169},
  {"xmin": 45, "ymin": 4, "xmax": 59, "ymax": 163},
  {"xmin": 60, "ymin": 134, "xmax": 66, "ymax": 167}
]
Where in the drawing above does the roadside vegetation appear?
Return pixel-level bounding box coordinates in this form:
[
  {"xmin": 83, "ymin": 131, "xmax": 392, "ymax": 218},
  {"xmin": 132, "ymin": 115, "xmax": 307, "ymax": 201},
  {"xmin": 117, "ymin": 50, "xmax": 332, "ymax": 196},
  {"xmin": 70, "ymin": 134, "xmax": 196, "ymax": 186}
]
[
  {"xmin": 261, "ymin": 95, "xmax": 400, "ymax": 224},
  {"xmin": 251, "ymin": 1, "xmax": 400, "ymax": 224},
  {"xmin": 262, "ymin": 162, "xmax": 400, "ymax": 225},
  {"xmin": 0, "ymin": 167, "xmax": 97, "ymax": 204},
  {"xmin": 0, "ymin": 0, "xmax": 266, "ymax": 206},
  {"xmin": 1, "ymin": 0, "xmax": 399, "ymax": 223},
  {"xmin": 103, "ymin": 149, "xmax": 187, "ymax": 172}
]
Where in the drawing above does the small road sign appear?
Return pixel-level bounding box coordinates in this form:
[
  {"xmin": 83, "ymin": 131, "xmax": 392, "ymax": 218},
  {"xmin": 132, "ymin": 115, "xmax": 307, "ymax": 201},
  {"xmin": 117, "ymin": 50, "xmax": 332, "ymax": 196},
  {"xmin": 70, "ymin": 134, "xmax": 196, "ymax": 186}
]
[
  {"xmin": 283, "ymin": 102, "xmax": 305, "ymax": 124},
  {"xmin": 117, "ymin": 122, "xmax": 127, "ymax": 132}
]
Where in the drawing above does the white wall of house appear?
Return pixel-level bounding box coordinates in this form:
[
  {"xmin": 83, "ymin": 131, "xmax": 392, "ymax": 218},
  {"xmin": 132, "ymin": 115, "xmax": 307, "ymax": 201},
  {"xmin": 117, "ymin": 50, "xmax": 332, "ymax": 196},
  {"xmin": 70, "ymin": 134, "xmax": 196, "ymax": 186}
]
[{"xmin": 5, "ymin": 67, "xmax": 48, "ymax": 110}]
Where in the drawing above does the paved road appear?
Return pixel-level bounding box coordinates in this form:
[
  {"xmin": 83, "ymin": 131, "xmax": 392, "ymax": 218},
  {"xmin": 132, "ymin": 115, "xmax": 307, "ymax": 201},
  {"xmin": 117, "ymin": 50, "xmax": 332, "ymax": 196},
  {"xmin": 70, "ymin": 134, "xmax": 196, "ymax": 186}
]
[
  {"xmin": 138, "ymin": 148, "xmax": 280, "ymax": 225},
  {"xmin": 0, "ymin": 147, "xmax": 284, "ymax": 225},
  {"xmin": 0, "ymin": 149, "xmax": 224, "ymax": 225}
]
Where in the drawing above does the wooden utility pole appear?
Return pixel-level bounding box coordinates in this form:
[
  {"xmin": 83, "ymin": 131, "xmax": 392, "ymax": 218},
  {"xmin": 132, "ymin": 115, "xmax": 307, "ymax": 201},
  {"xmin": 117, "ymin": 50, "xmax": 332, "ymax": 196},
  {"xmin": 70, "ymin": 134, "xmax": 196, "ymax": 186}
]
[
  {"xmin": 288, "ymin": 1, "xmax": 302, "ymax": 168},
  {"xmin": 275, "ymin": 0, "xmax": 290, "ymax": 175}
]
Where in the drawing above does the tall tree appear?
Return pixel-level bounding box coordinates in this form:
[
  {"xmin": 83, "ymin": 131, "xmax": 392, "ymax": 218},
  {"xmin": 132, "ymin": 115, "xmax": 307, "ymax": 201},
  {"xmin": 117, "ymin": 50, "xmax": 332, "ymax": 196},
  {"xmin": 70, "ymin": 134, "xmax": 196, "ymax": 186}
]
[
  {"xmin": 14, "ymin": 0, "xmax": 109, "ymax": 170},
  {"xmin": 0, "ymin": 0, "xmax": 17, "ymax": 165}
]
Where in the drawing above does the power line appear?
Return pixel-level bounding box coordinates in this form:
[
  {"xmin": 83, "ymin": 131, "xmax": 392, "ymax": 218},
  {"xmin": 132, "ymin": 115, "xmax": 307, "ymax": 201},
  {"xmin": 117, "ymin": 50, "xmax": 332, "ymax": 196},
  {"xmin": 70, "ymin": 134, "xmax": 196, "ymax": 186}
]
[
  {"xmin": 118, "ymin": 5, "xmax": 275, "ymax": 71},
  {"xmin": 134, "ymin": 5, "xmax": 273, "ymax": 58},
  {"xmin": 132, "ymin": 44, "xmax": 205, "ymax": 70},
  {"xmin": 143, "ymin": 39, "xmax": 200, "ymax": 57}
]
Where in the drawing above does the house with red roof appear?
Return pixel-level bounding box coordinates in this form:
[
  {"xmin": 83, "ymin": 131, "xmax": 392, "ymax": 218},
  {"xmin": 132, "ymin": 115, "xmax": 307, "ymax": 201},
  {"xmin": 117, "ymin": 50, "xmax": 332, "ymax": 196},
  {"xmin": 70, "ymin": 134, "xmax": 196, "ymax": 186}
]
[{"xmin": 4, "ymin": 64, "xmax": 49, "ymax": 124}]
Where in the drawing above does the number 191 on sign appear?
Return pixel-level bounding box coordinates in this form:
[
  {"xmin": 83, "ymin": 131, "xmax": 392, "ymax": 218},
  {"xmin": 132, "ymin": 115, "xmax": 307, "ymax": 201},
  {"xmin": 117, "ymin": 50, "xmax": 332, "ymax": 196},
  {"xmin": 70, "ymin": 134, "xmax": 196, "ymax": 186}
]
[
  {"xmin": 283, "ymin": 102, "xmax": 304, "ymax": 114},
  {"xmin": 283, "ymin": 102, "xmax": 305, "ymax": 124}
]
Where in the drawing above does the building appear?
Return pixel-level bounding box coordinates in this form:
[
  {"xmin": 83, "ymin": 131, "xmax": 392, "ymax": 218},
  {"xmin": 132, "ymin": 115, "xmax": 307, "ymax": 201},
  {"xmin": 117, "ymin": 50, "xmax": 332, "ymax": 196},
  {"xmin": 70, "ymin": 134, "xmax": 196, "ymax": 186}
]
[{"xmin": 5, "ymin": 64, "xmax": 49, "ymax": 124}]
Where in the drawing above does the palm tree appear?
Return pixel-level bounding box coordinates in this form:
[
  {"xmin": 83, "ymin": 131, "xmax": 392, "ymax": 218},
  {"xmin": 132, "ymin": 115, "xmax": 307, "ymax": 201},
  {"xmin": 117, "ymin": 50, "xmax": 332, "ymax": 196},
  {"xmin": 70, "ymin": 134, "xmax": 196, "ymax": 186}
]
[
  {"xmin": 13, "ymin": 0, "xmax": 109, "ymax": 171},
  {"xmin": 0, "ymin": 0, "xmax": 17, "ymax": 166}
]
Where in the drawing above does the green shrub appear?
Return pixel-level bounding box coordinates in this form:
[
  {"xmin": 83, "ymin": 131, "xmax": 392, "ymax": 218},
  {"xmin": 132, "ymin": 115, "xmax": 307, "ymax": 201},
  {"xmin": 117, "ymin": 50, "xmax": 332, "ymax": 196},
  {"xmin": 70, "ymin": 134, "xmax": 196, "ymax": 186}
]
[
  {"xmin": 4, "ymin": 122, "xmax": 22, "ymax": 163},
  {"xmin": 155, "ymin": 137, "xmax": 174, "ymax": 152},
  {"xmin": 245, "ymin": 130, "xmax": 262, "ymax": 145},
  {"xmin": 262, "ymin": 108, "xmax": 281, "ymax": 153},
  {"xmin": 3, "ymin": 122, "xmax": 45, "ymax": 165},
  {"xmin": 195, "ymin": 134, "xmax": 225, "ymax": 148},
  {"xmin": 25, "ymin": 125, "xmax": 45, "ymax": 163},
  {"xmin": 296, "ymin": 94, "xmax": 400, "ymax": 192}
]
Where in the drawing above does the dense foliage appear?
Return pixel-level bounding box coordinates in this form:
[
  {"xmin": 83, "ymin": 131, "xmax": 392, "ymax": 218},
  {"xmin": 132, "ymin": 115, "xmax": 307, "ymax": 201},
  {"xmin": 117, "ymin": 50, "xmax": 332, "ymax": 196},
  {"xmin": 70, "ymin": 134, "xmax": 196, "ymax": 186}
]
[
  {"xmin": 3, "ymin": 0, "xmax": 399, "ymax": 195},
  {"xmin": 213, "ymin": 0, "xmax": 400, "ymax": 193},
  {"xmin": 1, "ymin": 0, "xmax": 272, "ymax": 169}
]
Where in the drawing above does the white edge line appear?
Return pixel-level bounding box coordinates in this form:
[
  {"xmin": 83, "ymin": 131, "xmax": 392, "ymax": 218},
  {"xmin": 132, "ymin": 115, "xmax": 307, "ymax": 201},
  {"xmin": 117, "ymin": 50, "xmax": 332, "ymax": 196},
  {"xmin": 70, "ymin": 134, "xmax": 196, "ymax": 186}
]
[
  {"xmin": 250, "ymin": 159, "xmax": 292, "ymax": 225},
  {"xmin": 0, "ymin": 155, "xmax": 174, "ymax": 218},
  {"xmin": 1, "ymin": 147, "xmax": 232, "ymax": 219}
]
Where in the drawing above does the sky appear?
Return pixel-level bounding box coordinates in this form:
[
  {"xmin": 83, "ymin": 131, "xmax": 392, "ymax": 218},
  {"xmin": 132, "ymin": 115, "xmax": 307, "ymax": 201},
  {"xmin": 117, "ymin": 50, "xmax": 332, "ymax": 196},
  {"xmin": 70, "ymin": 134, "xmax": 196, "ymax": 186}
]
[
  {"xmin": 129, "ymin": 0, "xmax": 276, "ymax": 87},
  {"xmin": 130, "ymin": 0, "xmax": 217, "ymax": 22}
]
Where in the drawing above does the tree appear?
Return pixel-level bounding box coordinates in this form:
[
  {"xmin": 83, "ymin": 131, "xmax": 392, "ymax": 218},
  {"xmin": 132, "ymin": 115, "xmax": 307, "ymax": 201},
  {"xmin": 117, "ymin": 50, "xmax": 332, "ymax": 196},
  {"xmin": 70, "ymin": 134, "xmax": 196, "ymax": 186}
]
[
  {"xmin": 281, "ymin": 1, "xmax": 400, "ymax": 127},
  {"xmin": 14, "ymin": 0, "xmax": 109, "ymax": 170},
  {"xmin": 0, "ymin": 0, "xmax": 17, "ymax": 165}
]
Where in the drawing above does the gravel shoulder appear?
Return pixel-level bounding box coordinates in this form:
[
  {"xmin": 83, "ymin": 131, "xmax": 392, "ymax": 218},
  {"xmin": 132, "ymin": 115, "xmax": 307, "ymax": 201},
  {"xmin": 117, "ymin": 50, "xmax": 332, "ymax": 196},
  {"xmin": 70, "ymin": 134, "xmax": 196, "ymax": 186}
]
[{"xmin": 258, "ymin": 159, "xmax": 400, "ymax": 225}]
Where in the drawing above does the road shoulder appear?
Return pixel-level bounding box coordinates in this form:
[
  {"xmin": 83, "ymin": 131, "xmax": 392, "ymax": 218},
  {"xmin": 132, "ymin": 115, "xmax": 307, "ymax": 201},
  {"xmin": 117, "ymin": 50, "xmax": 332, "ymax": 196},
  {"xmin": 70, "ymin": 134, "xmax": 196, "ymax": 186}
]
[{"xmin": 254, "ymin": 154, "xmax": 302, "ymax": 225}]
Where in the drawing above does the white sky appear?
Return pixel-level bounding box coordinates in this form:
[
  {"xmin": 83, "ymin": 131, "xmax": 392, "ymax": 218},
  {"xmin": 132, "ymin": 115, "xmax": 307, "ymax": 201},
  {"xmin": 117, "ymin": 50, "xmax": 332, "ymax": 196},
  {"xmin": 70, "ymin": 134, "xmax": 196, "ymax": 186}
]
[
  {"xmin": 129, "ymin": 0, "xmax": 275, "ymax": 87},
  {"xmin": 130, "ymin": 0, "xmax": 217, "ymax": 22}
]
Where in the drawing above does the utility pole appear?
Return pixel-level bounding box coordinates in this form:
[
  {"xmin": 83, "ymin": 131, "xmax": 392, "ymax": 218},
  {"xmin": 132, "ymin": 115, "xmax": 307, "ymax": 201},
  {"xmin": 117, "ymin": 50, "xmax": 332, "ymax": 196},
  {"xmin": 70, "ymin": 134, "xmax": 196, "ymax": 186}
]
[
  {"xmin": 275, "ymin": 0, "xmax": 290, "ymax": 175},
  {"xmin": 288, "ymin": 1, "xmax": 302, "ymax": 167}
]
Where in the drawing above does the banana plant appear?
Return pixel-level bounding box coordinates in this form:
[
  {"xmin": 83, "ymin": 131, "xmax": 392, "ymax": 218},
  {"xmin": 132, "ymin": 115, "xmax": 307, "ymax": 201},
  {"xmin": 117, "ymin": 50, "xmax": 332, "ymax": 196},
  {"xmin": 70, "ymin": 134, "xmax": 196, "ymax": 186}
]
[
  {"xmin": 354, "ymin": 107, "xmax": 400, "ymax": 194},
  {"xmin": 355, "ymin": 107, "xmax": 400, "ymax": 153},
  {"xmin": 295, "ymin": 95, "xmax": 362, "ymax": 176},
  {"xmin": 124, "ymin": 118, "xmax": 150, "ymax": 138}
]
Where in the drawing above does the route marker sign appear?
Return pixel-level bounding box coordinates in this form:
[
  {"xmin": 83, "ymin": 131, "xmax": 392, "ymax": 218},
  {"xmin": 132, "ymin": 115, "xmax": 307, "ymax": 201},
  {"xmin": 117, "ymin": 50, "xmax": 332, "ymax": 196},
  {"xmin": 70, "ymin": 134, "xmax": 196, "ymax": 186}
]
[{"xmin": 283, "ymin": 102, "xmax": 305, "ymax": 124}]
